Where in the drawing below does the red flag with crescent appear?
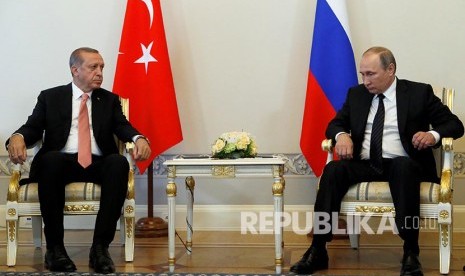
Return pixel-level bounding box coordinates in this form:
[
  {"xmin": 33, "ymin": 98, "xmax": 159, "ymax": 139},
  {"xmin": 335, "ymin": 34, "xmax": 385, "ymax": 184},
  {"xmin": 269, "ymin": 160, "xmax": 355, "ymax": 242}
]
[{"xmin": 113, "ymin": 0, "xmax": 183, "ymax": 173}]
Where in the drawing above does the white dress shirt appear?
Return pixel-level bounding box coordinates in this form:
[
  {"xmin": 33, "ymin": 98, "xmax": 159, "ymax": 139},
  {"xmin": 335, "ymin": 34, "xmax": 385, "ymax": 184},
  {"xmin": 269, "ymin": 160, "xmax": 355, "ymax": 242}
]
[
  {"xmin": 61, "ymin": 83, "xmax": 103, "ymax": 156},
  {"xmin": 360, "ymin": 81, "xmax": 407, "ymax": 159},
  {"xmin": 359, "ymin": 80, "xmax": 439, "ymax": 160}
]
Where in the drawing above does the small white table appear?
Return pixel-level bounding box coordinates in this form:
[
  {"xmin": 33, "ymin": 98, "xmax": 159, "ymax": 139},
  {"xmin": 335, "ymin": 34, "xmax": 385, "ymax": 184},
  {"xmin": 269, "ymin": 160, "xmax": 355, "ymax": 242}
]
[{"xmin": 163, "ymin": 156, "xmax": 286, "ymax": 273}]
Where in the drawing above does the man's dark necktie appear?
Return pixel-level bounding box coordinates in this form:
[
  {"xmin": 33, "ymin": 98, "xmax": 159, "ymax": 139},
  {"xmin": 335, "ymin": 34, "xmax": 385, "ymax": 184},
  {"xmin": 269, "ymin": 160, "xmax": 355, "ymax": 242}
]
[{"xmin": 370, "ymin": 94, "xmax": 385, "ymax": 173}]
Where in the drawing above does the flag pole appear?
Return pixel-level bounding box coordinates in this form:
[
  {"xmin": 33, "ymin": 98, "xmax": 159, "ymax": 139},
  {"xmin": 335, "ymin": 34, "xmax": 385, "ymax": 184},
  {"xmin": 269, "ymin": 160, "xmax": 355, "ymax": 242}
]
[{"xmin": 135, "ymin": 160, "xmax": 168, "ymax": 237}]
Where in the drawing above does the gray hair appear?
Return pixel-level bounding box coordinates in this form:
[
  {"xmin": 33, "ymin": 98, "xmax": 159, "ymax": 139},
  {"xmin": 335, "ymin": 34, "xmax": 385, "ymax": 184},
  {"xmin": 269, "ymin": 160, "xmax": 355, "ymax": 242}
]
[
  {"xmin": 363, "ymin": 46, "xmax": 397, "ymax": 73},
  {"xmin": 69, "ymin": 47, "xmax": 99, "ymax": 68}
]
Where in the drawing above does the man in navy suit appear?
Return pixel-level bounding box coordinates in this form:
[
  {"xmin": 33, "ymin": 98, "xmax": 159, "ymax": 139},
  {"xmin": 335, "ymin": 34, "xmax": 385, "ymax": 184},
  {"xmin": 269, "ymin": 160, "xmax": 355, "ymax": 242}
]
[
  {"xmin": 291, "ymin": 47, "xmax": 464, "ymax": 276},
  {"xmin": 6, "ymin": 47, "xmax": 151, "ymax": 274}
]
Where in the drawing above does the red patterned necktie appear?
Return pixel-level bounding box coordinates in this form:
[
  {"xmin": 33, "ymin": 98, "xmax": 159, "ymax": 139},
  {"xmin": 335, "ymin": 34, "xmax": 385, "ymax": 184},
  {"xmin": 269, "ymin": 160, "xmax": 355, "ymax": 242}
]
[{"xmin": 78, "ymin": 93, "xmax": 91, "ymax": 168}]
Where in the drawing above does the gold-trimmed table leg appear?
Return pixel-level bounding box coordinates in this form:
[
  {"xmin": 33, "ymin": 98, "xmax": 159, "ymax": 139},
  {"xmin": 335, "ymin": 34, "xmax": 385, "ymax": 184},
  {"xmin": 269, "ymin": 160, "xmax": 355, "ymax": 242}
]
[
  {"xmin": 272, "ymin": 166, "xmax": 285, "ymax": 274},
  {"xmin": 166, "ymin": 165, "xmax": 177, "ymax": 272}
]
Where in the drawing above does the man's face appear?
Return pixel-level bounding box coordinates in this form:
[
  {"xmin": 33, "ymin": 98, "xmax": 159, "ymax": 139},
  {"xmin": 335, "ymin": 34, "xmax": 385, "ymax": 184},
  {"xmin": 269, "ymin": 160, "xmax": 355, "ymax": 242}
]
[
  {"xmin": 71, "ymin": 52, "xmax": 104, "ymax": 93},
  {"xmin": 359, "ymin": 53, "xmax": 395, "ymax": 94}
]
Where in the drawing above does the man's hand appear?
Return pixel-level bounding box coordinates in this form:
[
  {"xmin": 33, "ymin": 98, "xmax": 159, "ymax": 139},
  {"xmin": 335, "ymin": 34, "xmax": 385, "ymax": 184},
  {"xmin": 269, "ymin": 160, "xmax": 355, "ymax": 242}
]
[
  {"xmin": 335, "ymin": 133, "xmax": 354, "ymax": 160},
  {"xmin": 412, "ymin": 131, "xmax": 435, "ymax": 150},
  {"xmin": 8, "ymin": 134, "xmax": 27, "ymax": 164},
  {"xmin": 133, "ymin": 137, "xmax": 151, "ymax": 161}
]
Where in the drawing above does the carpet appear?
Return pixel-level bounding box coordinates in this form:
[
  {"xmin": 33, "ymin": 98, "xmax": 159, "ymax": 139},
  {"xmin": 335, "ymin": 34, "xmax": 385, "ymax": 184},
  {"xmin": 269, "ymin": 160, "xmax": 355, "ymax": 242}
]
[{"xmin": 0, "ymin": 273, "xmax": 284, "ymax": 276}]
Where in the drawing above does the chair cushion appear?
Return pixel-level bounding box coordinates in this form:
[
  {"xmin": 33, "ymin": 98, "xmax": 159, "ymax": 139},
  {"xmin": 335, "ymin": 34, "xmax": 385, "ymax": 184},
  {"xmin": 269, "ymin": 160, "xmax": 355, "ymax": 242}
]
[
  {"xmin": 342, "ymin": 181, "xmax": 440, "ymax": 204},
  {"xmin": 18, "ymin": 182, "xmax": 101, "ymax": 203}
]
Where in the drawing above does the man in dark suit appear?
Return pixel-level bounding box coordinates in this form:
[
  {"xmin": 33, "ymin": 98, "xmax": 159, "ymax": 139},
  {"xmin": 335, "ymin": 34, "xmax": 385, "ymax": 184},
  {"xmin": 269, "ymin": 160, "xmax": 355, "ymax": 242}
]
[
  {"xmin": 291, "ymin": 47, "xmax": 464, "ymax": 276},
  {"xmin": 6, "ymin": 47, "xmax": 151, "ymax": 274}
]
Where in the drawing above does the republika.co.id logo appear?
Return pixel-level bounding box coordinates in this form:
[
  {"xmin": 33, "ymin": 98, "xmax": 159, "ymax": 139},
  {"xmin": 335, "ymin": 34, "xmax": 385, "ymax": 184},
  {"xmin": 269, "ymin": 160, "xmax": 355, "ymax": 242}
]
[{"xmin": 240, "ymin": 211, "xmax": 437, "ymax": 235}]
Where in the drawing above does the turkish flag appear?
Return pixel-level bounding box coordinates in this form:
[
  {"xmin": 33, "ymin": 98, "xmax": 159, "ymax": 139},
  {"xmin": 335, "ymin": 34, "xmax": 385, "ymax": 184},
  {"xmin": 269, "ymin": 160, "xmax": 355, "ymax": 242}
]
[{"xmin": 113, "ymin": 0, "xmax": 183, "ymax": 173}]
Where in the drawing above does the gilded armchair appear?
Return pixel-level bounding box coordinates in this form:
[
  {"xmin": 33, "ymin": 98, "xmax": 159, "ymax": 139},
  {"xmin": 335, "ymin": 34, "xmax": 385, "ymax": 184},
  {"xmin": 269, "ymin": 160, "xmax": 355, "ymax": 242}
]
[
  {"xmin": 321, "ymin": 87, "xmax": 455, "ymax": 274},
  {"xmin": 5, "ymin": 98, "xmax": 136, "ymax": 266}
]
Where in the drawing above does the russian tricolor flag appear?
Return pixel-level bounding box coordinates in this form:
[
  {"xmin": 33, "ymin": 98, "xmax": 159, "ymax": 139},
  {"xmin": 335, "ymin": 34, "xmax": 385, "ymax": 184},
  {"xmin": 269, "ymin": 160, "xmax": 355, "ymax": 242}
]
[{"xmin": 300, "ymin": 0, "xmax": 358, "ymax": 177}]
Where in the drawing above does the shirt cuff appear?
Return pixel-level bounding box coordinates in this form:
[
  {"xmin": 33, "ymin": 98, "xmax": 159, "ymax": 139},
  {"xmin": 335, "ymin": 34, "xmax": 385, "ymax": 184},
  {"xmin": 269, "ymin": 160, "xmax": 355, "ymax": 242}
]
[
  {"xmin": 428, "ymin": 130, "xmax": 440, "ymax": 145},
  {"xmin": 335, "ymin": 132, "xmax": 349, "ymax": 142},
  {"xmin": 132, "ymin": 135, "xmax": 150, "ymax": 145}
]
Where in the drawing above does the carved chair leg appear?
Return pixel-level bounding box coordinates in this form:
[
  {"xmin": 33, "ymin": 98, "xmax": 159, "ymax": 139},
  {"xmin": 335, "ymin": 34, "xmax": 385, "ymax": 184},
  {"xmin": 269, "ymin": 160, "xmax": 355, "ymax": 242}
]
[
  {"xmin": 439, "ymin": 223, "xmax": 451, "ymax": 274},
  {"xmin": 6, "ymin": 219, "xmax": 19, "ymax": 266},
  {"xmin": 124, "ymin": 216, "xmax": 135, "ymax": 262}
]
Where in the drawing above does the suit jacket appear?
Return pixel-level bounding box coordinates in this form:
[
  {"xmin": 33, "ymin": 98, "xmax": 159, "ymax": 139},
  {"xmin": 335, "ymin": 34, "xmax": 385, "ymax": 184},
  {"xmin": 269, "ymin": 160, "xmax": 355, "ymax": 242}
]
[
  {"xmin": 326, "ymin": 79, "xmax": 464, "ymax": 181},
  {"xmin": 6, "ymin": 83, "xmax": 141, "ymax": 180}
]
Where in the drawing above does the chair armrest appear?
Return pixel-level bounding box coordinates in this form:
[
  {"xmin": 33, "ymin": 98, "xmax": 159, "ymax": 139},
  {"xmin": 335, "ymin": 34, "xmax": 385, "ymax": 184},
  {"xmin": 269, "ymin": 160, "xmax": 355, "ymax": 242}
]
[
  {"xmin": 321, "ymin": 139, "xmax": 333, "ymax": 152},
  {"xmin": 439, "ymin": 137, "xmax": 454, "ymax": 203},
  {"xmin": 123, "ymin": 142, "xmax": 135, "ymax": 200},
  {"xmin": 123, "ymin": 142, "xmax": 135, "ymax": 167},
  {"xmin": 321, "ymin": 139, "xmax": 334, "ymax": 164},
  {"xmin": 7, "ymin": 164, "xmax": 21, "ymax": 202}
]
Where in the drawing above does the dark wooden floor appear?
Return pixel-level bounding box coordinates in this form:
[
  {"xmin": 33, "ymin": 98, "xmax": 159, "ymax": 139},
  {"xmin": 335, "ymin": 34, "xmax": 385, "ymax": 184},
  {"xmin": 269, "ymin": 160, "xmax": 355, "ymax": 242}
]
[{"xmin": 1, "ymin": 229, "xmax": 465, "ymax": 275}]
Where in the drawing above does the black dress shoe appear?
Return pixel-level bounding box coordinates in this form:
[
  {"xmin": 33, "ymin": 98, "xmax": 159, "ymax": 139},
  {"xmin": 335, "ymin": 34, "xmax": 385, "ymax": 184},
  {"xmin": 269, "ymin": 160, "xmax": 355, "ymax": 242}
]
[
  {"xmin": 44, "ymin": 245, "xmax": 77, "ymax": 272},
  {"xmin": 290, "ymin": 246, "xmax": 329, "ymax": 274},
  {"xmin": 89, "ymin": 244, "xmax": 115, "ymax": 274},
  {"xmin": 400, "ymin": 251, "xmax": 423, "ymax": 276}
]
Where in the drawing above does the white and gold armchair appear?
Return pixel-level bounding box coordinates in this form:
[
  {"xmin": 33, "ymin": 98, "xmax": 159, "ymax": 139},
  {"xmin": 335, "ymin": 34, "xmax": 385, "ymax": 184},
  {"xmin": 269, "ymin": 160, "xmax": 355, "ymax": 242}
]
[
  {"xmin": 321, "ymin": 87, "xmax": 455, "ymax": 274},
  {"xmin": 5, "ymin": 98, "xmax": 136, "ymax": 266}
]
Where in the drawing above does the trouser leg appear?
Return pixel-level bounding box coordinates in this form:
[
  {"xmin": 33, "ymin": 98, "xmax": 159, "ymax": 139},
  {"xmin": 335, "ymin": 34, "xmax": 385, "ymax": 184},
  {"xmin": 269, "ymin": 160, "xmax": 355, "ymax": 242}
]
[
  {"xmin": 387, "ymin": 156, "xmax": 422, "ymax": 254},
  {"xmin": 91, "ymin": 154, "xmax": 129, "ymax": 247},
  {"xmin": 313, "ymin": 160, "xmax": 377, "ymax": 244},
  {"xmin": 37, "ymin": 152, "xmax": 84, "ymax": 249}
]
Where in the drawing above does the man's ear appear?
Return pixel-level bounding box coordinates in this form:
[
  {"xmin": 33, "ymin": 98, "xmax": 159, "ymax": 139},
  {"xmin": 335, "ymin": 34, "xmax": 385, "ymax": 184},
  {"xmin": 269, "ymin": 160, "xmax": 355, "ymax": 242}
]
[
  {"xmin": 71, "ymin": 66, "xmax": 78, "ymax": 77},
  {"xmin": 388, "ymin": 63, "xmax": 396, "ymax": 75}
]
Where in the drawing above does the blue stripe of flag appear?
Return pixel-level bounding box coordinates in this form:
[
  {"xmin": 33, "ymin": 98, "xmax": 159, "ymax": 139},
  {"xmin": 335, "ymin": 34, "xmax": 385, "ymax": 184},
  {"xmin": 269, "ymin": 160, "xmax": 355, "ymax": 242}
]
[{"xmin": 310, "ymin": 0, "xmax": 358, "ymax": 111}]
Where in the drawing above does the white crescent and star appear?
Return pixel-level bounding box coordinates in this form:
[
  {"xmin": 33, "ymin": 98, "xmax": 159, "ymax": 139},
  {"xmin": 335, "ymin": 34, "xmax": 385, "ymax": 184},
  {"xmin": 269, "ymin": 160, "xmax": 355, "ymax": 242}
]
[
  {"xmin": 141, "ymin": 0, "xmax": 154, "ymax": 29},
  {"xmin": 120, "ymin": 0, "xmax": 158, "ymax": 74},
  {"xmin": 135, "ymin": 41, "xmax": 157, "ymax": 74}
]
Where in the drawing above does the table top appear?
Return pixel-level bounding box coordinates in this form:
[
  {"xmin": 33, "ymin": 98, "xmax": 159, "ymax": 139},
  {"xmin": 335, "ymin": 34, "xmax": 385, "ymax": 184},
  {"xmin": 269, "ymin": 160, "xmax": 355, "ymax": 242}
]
[{"xmin": 163, "ymin": 156, "xmax": 285, "ymax": 166}]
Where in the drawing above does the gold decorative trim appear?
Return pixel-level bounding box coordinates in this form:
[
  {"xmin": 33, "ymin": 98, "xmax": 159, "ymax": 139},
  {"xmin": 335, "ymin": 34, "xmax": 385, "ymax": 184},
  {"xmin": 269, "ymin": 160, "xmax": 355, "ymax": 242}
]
[
  {"xmin": 64, "ymin": 204, "xmax": 95, "ymax": 212},
  {"xmin": 272, "ymin": 180, "xmax": 284, "ymax": 196},
  {"xmin": 321, "ymin": 139, "xmax": 333, "ymax": 152},
  {"xmin": 126, "ymin": 217, "xmax": 133, "ymax": 238},
  {"xmin": 168, "ymin": 257, "xmax": 176, "ymax": 266},
  {"xmin": 440, "ymin": 224, "xmax": 449, "ymax": 247},
  {"xmin": 186, "ymin": 241, "xmax": 193, "ymax": 248},
  {"xmin": 439, "ymin": 210, "xmax": 450, "ymax": 220},
  {"xmin": 212, "ymin": 165, "xmax": 235, "ymax": 177},
  {"xmin": 7, "ymin": 208, "xmax": 16, "ymax": 217},
  {"xmin": 439, "ymin": 170, "xmax": 452, "ymax": 203},
  {"xmin": 355, "ymin": 206, "xmax": 395, "ymax": 214},
  {"xmin": 275, "ymin": 258, "xmax": 283, "ymax": 266},
  {"xmin": 185, "ymin": 176, "xmax": 195, "ymax": 190},
  {"xmin": 127, "ymin": 169, "xmax": 135, "ymax": 200},
  {"xmin": 125, "ymin": 205, "xmax": 134, "ymax": 214},
  {"xmin": 166, "ymin": 182, "xmax": 177, "ymax": 197},
  {"xmin": 8, "ymin": 221, "xmax": 16, "ymax": 242},
  {"xmin": 7, "ymin": 170, "xmax": 21, "ymax": 202}
]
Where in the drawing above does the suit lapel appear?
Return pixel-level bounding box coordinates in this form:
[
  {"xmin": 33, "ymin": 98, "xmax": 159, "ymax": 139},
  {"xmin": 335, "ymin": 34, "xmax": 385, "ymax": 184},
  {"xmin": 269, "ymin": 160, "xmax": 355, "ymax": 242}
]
[
  {"xmin": 61, "ymin": 84, "xmax": 73, "ymax": 137},
  {"xmin": 353, "ymin": 88, "xmax": 374, "ymax": 138},
  {"xmin": 396, "ymin": 79, "xmax": 409, "ymax": 137}
]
